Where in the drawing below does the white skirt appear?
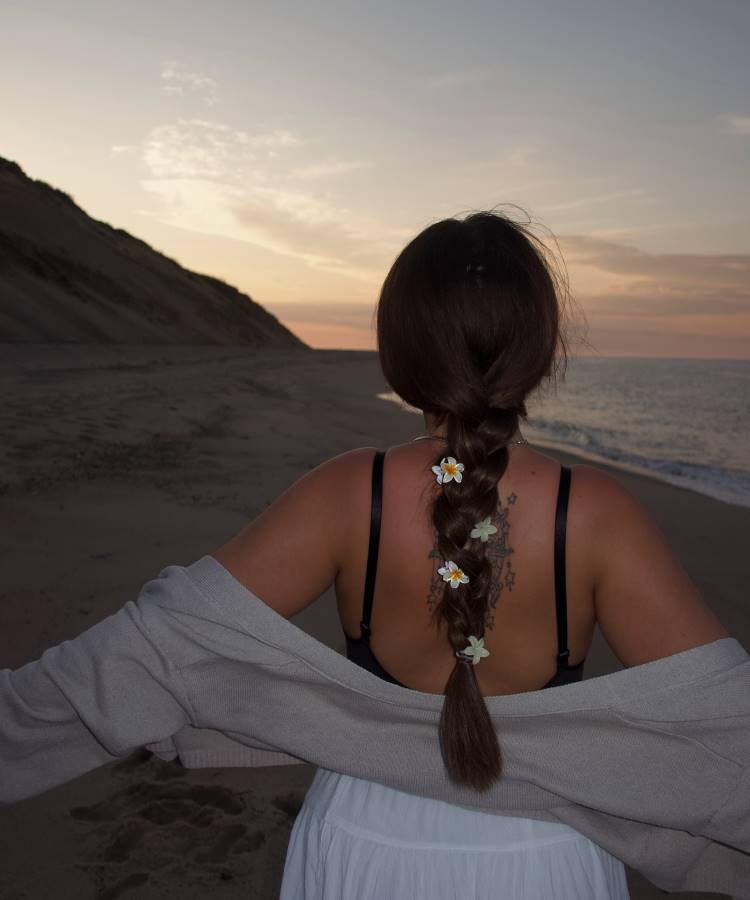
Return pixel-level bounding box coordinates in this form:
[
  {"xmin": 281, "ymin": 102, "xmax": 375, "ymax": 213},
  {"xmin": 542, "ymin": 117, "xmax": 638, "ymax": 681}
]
[{"xmin": 280, "ymin": 768, "xmax": 630, "ymax": 900}]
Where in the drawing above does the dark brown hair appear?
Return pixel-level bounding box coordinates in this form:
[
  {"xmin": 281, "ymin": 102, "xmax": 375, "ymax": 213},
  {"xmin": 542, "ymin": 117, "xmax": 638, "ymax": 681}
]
[{"xmin": 375, "ymin": 206, "xmax": 570, "ymax": 792}]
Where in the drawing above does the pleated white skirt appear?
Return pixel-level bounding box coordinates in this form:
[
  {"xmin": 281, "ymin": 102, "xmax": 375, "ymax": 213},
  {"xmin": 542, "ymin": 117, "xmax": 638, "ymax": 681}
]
[{"xmin": 280, "ymin": 767, "xmax": 630, "ymax": 899}]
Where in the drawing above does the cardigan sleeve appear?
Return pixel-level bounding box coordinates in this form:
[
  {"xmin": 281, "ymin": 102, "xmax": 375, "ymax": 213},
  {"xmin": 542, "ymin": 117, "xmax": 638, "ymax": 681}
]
[
  {"xmin": 703, "ymin": 765, "xmax": 750, "ymax": 854},
  {"xmin": 0, "ymin": 580, "xmax": 196, "ymax": 805}
]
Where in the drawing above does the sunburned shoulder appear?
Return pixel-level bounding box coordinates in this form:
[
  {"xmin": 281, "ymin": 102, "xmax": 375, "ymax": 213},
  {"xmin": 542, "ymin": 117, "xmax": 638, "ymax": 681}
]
[
  {"xmin": 301, "ymin": 446, "xmax": 381, "ymax": 511},
  {"xmin": 556, "ymin": 462, "xmax": 660, "ymax": 570},
  {"xmin": 567, "ymin": 462, "xmax": 630, "ymax": 495},
  {"xmin": 566, "ymin": 463, "xmax": 648, "ymax": 523},
  {"xmin": 516, "ymin": 455, "xmax": 644, "ymax": 523},
  {"xmin": 328, "ymin": 446, "xmax": 381, "ymax": 467},
  {"xmin": 567, "ymin": 463, "xmax": 637, "ymax": 508},
  {"xmin": 568, "ymin": 464, "xmax": 731, "ymax": 663},
  {"xmin": 210, "ymin": 446, "xmax": 381, "ymax": 621},
  {"xmin": 311, "ymin": 446, "xmax": 379, "ymax": 484}
]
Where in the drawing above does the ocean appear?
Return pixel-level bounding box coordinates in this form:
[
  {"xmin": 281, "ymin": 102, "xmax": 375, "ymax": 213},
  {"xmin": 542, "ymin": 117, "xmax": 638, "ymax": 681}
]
[{"xmin": 377, "ymin": 357, "xmax": 750, "ymax": 509}]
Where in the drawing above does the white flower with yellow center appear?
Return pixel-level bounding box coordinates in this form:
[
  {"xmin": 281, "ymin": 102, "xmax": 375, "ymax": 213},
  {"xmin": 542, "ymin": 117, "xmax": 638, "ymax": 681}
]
[
  {"xmin": 437, "ymin": 560, "xmax": 470, "ymax": 589},
  {"xmin": 431, "ymin": 456, "xmax": 465, "ymax": 485},
  {"xmin": 470, "ymin": 517, "xmax": 498, "ymax": 542},
  {"xmin": 456, "ymin": 635, "xmax": 490, "ymax": 665}
]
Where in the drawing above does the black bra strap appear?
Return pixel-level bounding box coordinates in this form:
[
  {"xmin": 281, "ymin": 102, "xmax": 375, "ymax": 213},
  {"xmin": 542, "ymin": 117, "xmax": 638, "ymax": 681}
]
[
  {"xmin": 361, "ymin": 449, "xmax": 385, "ymax": 639},
  {"xmin": 553, "ymin": 465, "xmax": 572, "ymax": 663}
]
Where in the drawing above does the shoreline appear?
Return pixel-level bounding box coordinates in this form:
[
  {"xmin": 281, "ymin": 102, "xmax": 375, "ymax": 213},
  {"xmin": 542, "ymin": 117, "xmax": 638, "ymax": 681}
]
[
  {"xmin": 527, "ymin": 436, "xmax": 748, "ymax": 511},
  {"xmin": 375, "ymin": 389, "xmax": 749, "ymax": 512}
]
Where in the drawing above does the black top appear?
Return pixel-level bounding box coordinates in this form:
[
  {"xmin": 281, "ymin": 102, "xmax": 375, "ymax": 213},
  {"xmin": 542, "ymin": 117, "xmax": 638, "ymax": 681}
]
[{"xmin": 343, "ymin": 450, "xmax": 586, "ymax": 690}]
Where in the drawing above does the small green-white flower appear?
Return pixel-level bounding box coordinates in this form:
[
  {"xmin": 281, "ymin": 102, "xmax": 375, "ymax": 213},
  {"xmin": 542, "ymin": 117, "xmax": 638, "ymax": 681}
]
[
  {"xmin": 470, "ymin": 517, "xmax": 498, "ymax": 542},
  {"xmin": 431, "ymin": 456, "xmax": 464, "ymax": 484},
  {"xmin": 456, "ymin": 635, "xmax": 490, "ymax": 665},
  {"xmin": 437, "ymin": 560, "xmax": 470, "ymax": 589}
]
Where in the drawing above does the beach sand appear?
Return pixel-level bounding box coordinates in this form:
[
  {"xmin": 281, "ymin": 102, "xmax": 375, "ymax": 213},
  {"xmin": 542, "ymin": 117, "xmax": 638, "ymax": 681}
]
[{"xmin": 0, "ymin": 344, "xmax": 746, "ymax": 900}]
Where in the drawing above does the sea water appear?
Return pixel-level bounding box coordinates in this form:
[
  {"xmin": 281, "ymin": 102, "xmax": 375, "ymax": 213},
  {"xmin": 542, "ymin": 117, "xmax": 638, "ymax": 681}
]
[{"xmin": 377, "ymin": 357, "xmax": 750, "ymax": 509}]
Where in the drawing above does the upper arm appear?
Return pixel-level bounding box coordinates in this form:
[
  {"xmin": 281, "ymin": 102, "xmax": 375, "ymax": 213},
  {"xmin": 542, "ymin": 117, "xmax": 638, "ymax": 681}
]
[
  {"xmin": 210, "ymin": 447, "xmax": 375, "ymax": 620},
  {"xmin": 577, "ymin": 466, "xmax": 730, "ymax": 667}
]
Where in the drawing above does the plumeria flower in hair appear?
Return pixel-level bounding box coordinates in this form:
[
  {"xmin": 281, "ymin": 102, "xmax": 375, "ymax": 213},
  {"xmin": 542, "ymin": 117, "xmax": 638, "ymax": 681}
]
[
  {"xmin": 431, "ymin": 456, "xmax": 464, "ymax": 485},
  {"xmin": 438, "ymin": 560, "xmax": 470, "ymax": 589},
  {"xmin": 470, "ymin": 517, "xmax": 498, "ymax": 542},
  {"xmin": 456, "ymin": 635, "xmax": 490, "ymax": 665}
]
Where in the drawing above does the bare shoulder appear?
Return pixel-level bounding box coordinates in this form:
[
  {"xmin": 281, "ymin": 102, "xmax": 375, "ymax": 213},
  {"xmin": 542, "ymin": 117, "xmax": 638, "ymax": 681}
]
[
  {"xmin": 305, "ymin": 445, "xmax": 381, "ymax": 530},
  {"xmin": 566, "ymin": 463, "xmax": 664, "ymax": 544},
  {"xmin": 523, "ymin": 457, "xmax": 643, "ymax": 532},
  {"xmin": 290, "ymin": 445, "xmax": 379, "ymax": 498},
  {"xmin": 567, "ymin": 463, "xmax": 731, "ymax": 667},
  {"xmin": 210, "ymin": 446, "xmax": 379, "ymax": 620},
  {"xmin": 567, "ymin": 462, "xmax": 641, "ymax": 511},
  {"xmin": 316, "ymin": 446, "xmax": 380, "ymax": 495}
]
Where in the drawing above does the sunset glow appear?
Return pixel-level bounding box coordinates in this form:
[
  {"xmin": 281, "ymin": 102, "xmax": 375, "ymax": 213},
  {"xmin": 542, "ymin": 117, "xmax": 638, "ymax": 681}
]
[{"xmin": 2, "ymin": 1, "xmax": 748, "ymax": 357}]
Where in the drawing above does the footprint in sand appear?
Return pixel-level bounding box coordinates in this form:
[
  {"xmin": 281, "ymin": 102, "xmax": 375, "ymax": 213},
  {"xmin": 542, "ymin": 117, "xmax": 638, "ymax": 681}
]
[{"xmin": 68, "ymin": 752, "xmax": 279, "ymax": 897}]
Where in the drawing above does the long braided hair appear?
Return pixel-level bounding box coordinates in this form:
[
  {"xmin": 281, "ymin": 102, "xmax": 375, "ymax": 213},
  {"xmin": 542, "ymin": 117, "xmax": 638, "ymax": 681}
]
[{"xmin": 376, "ymin": 207, "xmax": 570, "ymax": 792}]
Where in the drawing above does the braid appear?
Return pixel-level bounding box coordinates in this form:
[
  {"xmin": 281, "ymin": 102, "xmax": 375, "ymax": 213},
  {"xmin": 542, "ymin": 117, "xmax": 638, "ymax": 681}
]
[
  {"xmin": 374, "ymin": 206, "xmax": 569, "ymax": 790},
  {"xmin": 431, "ymin": 403, "xmax": 522, "ymax": 791}
]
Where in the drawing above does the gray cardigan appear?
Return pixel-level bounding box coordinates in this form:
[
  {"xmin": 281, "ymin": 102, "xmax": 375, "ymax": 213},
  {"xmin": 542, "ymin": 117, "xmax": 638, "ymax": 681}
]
[{"xmin": 1, "ymin": 555, "xmax": 748, "ymax": 898}]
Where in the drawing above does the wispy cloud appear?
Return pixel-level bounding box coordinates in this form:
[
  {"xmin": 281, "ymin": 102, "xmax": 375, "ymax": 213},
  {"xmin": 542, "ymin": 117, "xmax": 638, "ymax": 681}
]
[
  {"xmin": 506, "ymin": 148, "xmax": 537, "ymax": 169},
  {"xmin": 142, "ymin": 119, "xmax": 300, "ymax": 179},
  {"xmin": 161, "ymin": 60, "xmax": 219, "ymax": 107},
  {"xmin": 137, "ymin": 116, "xmax": 396, "ymax": 281},
  {"xmin": 289, "ymin": 160, "xmax": 372, "ymax": 179},
  {"xmin": 560, "ymin": 233, "xmax": 750, "ymax": 318},
  {"xmin": 722, "ymin": 114, "xmax": 750, "ymax": 135},
  {"xmin": 542, "ymin": 188, "xmax": 648, "ymax": 214}
]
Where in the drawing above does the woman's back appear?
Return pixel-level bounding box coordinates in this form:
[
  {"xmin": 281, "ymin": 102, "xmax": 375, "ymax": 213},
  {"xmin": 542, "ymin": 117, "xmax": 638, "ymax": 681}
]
[
  {"xmin": 335, "ymin": 438, "xmax": 598, "ymax": 696},
  {"xmin": 333, "ymin": 438, "xmax": 728, "ymax": 695}
]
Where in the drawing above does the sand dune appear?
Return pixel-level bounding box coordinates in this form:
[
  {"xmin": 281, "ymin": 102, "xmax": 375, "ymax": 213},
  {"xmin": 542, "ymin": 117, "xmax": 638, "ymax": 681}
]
[{"xmin": 0, "ymin": 158, "xmax": 308, "ymax": 347}]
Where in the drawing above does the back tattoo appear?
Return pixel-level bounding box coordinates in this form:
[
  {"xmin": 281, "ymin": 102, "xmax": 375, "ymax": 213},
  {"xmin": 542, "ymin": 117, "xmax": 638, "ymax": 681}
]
[{"xmin": 426, "ymin": 492, "xmax": 517, "ymax": 630}]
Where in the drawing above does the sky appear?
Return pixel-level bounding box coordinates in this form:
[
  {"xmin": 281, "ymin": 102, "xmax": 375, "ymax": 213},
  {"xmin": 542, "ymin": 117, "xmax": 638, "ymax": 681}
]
[{"xmin": 2, "ymin": 0, "xmax": 749, "ymax": 357}]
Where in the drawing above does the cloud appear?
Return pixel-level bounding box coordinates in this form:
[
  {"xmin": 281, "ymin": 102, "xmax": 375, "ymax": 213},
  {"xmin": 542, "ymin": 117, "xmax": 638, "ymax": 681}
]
[
  {"xmin": 137, "ymin": 117, "xmax": 398, "ymax": 281},
  {"xmin": 723, "ymin": 114, "xmax": 750, "ymax": 135},
  {"xmin": 141, "ymin": 119, "xmax": 301, "ymax": 180},
  {"xmin": 506, "ymin": 149, "xmax": 537, "ymax": 169},
  {"xmin": 584, "ymin": 288, "xmax": 750, "ymax": 317},
  {"xmin": 228, "ymin": 185, "xmax": 389, "ymax": 279},
  {"xmin": 110, "ymin": 144, "xmax": 138, "ymax": 155},
  {"xmin": 161, "ymin": 60, "xmax": 219, "ymax": 106},
  {"xmin": 289, "ymin": 160, "xmax": 372, "ymax": 179},
  {"xmin": 542, "ymin": 188, "xmax": 648, "ymax": 214},
  {"xmin": 559, "ymin": 232, "xmax": 750, "ymax": 319}
]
